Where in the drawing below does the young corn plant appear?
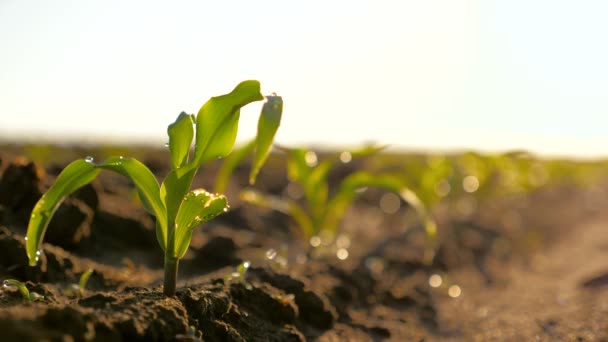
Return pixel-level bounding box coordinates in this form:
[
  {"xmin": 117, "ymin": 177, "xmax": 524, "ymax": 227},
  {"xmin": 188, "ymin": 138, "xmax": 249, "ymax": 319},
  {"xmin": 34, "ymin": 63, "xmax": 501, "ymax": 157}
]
[
  {"xmin": 25, "ymin": 80, "xmax": 283, "ymax": 296},
  {"xmin": 226, "ymin": 146, "xmax": 437, "ymax": 262},
  {"xmin": 65, "ymin": 268, "xmax": 94, "ymax": 297},
  {"xmin": 2, "ymin": 279, "xmax": 44, "ymax": 302}
]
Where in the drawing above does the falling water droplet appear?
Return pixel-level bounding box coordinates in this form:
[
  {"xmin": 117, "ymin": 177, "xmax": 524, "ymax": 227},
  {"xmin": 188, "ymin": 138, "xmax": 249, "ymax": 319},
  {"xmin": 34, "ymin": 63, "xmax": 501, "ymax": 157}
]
[{"xmin": 84, "ymin": 156, "xmax": 94, "ymax": 163}]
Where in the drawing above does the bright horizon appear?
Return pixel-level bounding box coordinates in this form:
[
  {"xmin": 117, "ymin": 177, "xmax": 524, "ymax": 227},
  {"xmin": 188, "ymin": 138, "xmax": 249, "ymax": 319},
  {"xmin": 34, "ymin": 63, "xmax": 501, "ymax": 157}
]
[{"xmin": 1, "ymin": 1, "xmax": 607, "ymax": 158}]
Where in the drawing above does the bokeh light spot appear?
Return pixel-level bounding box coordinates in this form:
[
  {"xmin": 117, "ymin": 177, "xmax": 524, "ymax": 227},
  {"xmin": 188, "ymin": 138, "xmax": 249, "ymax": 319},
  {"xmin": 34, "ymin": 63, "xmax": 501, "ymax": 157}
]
[{"xmin": 462, "ymin": 175, "xmax": 479, "ymax": 193}]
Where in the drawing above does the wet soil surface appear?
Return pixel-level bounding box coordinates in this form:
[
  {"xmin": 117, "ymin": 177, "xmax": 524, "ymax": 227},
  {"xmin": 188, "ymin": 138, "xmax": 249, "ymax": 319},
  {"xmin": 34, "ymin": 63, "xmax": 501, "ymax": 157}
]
[{"xmin": 0, "ymin": 147, "xmax": 607, "ymax": 341}]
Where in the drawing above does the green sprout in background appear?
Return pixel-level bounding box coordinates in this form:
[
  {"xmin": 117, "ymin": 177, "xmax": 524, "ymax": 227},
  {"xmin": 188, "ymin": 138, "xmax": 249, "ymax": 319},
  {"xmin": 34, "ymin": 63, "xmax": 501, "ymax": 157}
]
[
  {"xmin": 2, "ymin": 279, "xmax": 44, "ymax": 302},
  {"xmin": 25, "ymin": 80, "xmax": 283, "ymax": 296},
  {"xmin": 65, "ymin": 268, "xmax": 94, "ymax": 297},
  {"xmin": 224, "ymin": 261, "xmax": 252, "ymax": 288},
  {"xmin": 219, "ymin": 144, "xmax": 437, "ymax": 262}
]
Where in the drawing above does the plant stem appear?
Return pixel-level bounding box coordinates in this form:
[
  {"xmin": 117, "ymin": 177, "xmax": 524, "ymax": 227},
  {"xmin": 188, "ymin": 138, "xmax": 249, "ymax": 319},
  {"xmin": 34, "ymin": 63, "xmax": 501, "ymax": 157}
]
[{"xmin": 163, "ymin": 257, "xmax": 179, "ymax": 296}]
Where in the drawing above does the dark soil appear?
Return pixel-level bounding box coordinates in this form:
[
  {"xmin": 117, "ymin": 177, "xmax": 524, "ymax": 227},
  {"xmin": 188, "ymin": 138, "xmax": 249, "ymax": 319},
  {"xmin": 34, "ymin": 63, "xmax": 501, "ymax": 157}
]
[{"xmin": 0, "ymin": 146, "xmax": 607, "ymax": 341}]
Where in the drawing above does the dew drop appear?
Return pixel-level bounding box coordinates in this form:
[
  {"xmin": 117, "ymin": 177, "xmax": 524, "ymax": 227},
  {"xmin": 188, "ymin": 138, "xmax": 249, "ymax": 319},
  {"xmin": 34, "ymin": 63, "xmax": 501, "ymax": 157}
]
[
  {"xmin": 164, "ymin": 142, "xmax": 169, "ymax": 148},
  {"xmin": 29, "ymin": 292, "xmax": 44, "ymax": 301},
  {"xmin": 24, "ymin": 236, "xmax": 28, "ymax": 241},
  {"xmin": 119, "ymin": 156, "xmax": 124, "ymax": 160},
  {"xmin": 448, "ymin": 285, "xmax": 462, "ymax": 298},
  {"xmin": 339, "ymin": 151, "xmax": 352, "ymax": 163},
  {"xmin": 462, "ymin": 175, "xmax": 480, "ymax": 193},
  {"xmin": 266, "ymin": 248, "xmax": 277, "ymax": 260},
  {"xmin": 242, "ymin": 261, "xmax": 251, "ymax": 269},
  {"xmin": 309, "ymin": 236, "xmax": 321, "ymax": 247},
  {"xmin": 304, "ymin": 151, "xmax": 318, "ymax": 167},
  {"xmin": 429, "ymin": 274, "xmax": 442, "ymax": 288},
  {"xmin": 84, "ymin": 156, "xmax": 94, "ymax": 163},
  {"xmin": 36, "ymin": 250, "xmax": 41, "ymax": 256},
  {"xmin": 336, "ymin": 248, "xmax": 349, "ymax": 260},
  {"xmin": 223, "ymin": 207, "xmax": 229, "ymax": 213}
]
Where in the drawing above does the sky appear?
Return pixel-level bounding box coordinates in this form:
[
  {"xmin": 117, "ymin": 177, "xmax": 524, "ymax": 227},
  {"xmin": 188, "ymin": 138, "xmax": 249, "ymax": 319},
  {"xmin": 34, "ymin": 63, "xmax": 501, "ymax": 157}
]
[{"xmin": 0, "ymin": 0, "xmax": 607, "ymax": 158}]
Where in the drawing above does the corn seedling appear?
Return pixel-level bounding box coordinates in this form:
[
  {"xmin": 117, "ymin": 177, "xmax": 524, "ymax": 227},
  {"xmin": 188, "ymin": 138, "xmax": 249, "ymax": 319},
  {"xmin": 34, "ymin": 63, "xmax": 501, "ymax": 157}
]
[
  {"xmin": 224, "ymin": 261, "xmax": 252, "ymax": 289},
  {"xmin": 234, "ymin": 146, "xmax": 437, "ymax": 261},
  {"xmin": 25, "ymin": 80, "xmax": 283, "ymax": 296},
  {"xmin": 65, "ymin": 268, "xmax": 94, "ymax": 297},
  {"xmin": 2, "ymin": 279, "xmax": 44, "ymax": 302}
]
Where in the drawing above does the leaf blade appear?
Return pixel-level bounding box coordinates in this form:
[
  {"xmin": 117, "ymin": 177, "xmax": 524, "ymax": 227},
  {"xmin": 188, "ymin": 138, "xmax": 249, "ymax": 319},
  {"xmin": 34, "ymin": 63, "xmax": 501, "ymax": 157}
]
[
  {"xmin": 250, "ymin": 94, "xmax": 283, "ymax": 184},
  {"xmin": 168, "ymin": 112, "xmax": 194, "ymax": 169},
  {"xmin": 26, "ymin": 159, "xmax": 100, "ymax": 265},
  {"xmin": 192, "ymin": 80, "xmax": 264, "ymax": 166},
  {"xmin": 174, "ymin": 189, "xmax": 229, "ymax": 258}
]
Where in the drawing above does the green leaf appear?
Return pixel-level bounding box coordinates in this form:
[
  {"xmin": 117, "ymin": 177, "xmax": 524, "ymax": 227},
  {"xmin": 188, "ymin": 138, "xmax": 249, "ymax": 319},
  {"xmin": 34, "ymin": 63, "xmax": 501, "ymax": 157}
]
[
  {"xmin": 173, "ymin": 189, "xmax": 228, "ymax": 258},
  {"xmin": 160, "ymin": 167, "xmax": 197, "ymax": 249},
  {"xmin": 192, "ymin": 80, "xmax": 264, "ymax": 166},
  {"xmin": 26, "ymin": 159, "xmax": 100, "ymax": 266},
  {"xmin": 250, "ymin": 94, "xmax": 283, "ymax": 184},
  {"xmin": 78, "ymin": 268, "xmax": 94, "ymax": 296},
  {"xmin": 2, "ymin": 279, "xmax": 31, "ymax": 302},
  {"xmin": 26, "ymin": 157, "xmax": 168, "ymax": 266},
  {"xmin": 214, "ymin": 139, "xmax": 256, "ymax": 193},
  {"xmin": 168, "ymin": 112, "xmax": 194, "ymax": 169},
  {"xmin": 305, "ymin": 161, "xmax": 332, "ymax": 225}
]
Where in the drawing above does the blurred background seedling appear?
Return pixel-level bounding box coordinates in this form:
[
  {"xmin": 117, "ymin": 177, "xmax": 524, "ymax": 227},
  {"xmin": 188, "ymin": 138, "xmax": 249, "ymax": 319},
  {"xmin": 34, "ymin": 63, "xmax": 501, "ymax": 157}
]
[
  {"xmin": 2, "ymin": 279, "xmax": 44, "ymax": 302},
  {"xmin": 64, "ymin": 268, "xmax": 94, "ymax": 297},
  {"xmin": 224, "ymin": 261, "xmax": 252, "ymax": 289},
  {"xmin": 220, "ymin": 144, "xmax": 437, "ymax": 262}
]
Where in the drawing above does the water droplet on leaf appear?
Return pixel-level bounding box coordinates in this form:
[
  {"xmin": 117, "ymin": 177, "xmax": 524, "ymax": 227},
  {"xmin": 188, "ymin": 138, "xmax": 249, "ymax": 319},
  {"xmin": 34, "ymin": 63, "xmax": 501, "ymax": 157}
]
[{"xmin": 84, "ymin": 156, "xmax": 94, "ymax": 163}]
